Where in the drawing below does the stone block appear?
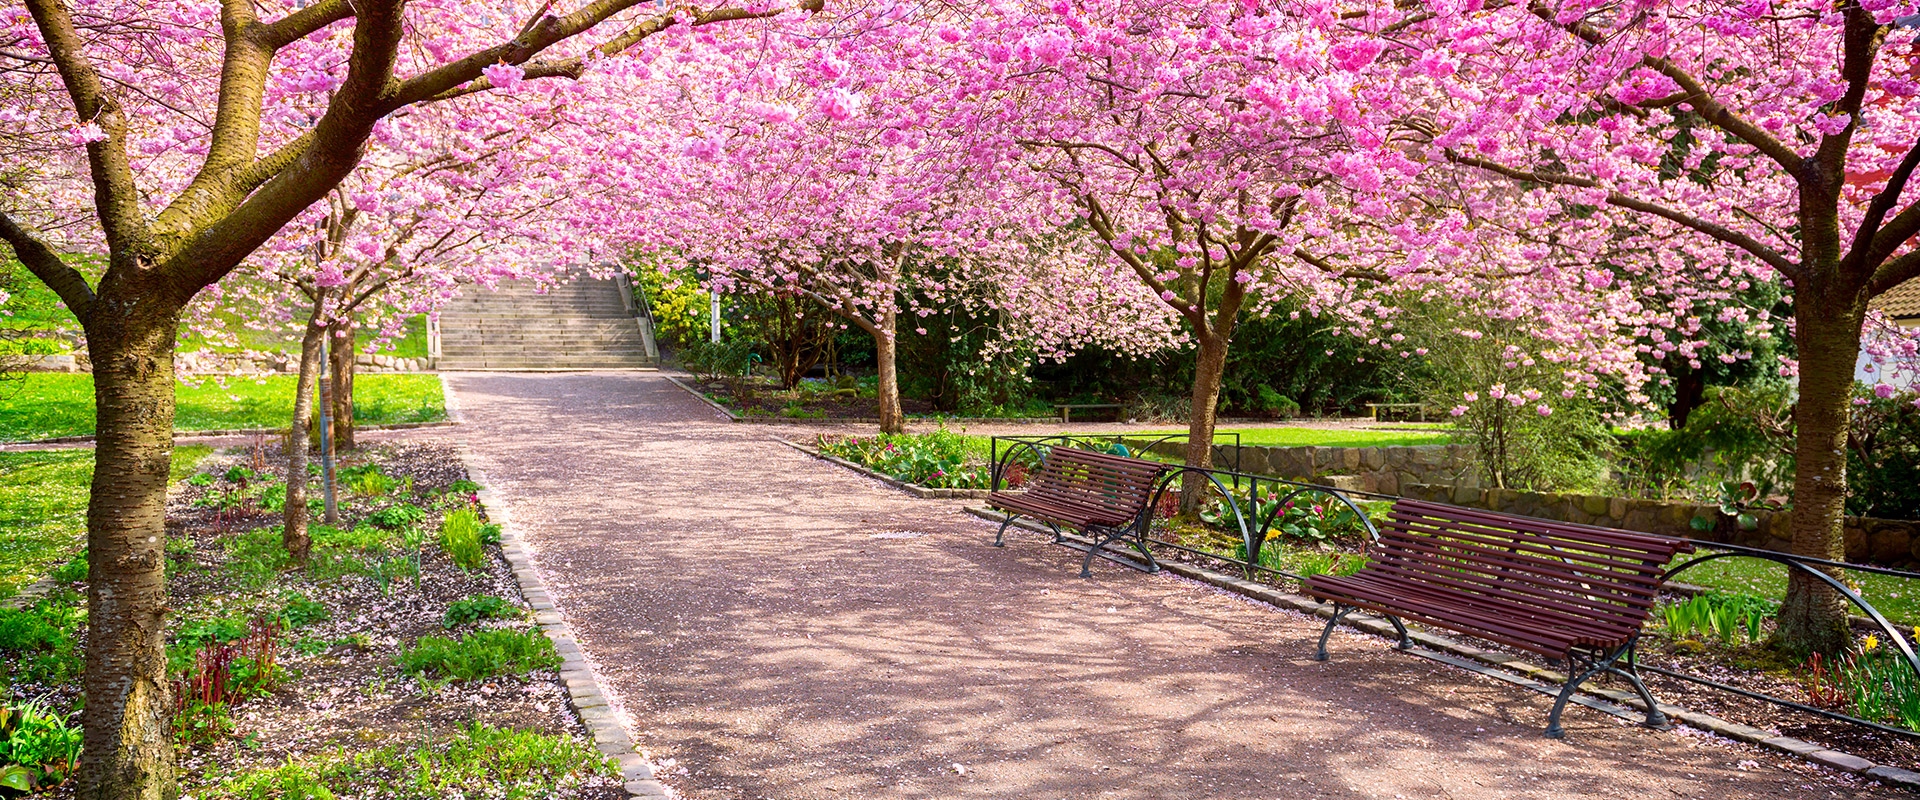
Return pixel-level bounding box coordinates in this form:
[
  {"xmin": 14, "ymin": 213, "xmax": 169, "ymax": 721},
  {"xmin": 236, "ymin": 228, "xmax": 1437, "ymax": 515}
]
[
  {"xmin": 1846, "ymin": 526, "xmax": 1870, "ymax": 562},
  {"xmin": 1608, "ymin": 496, "xmax": 1628, "ymax": 521},
  {"xmin": 1580, "ymin": 494, "xmax": 1610, "ymax": 517},
  {"xmin": 1805, "ymin": 749, "xmax": 1874, "ymax": 773},
  {"xmin": 1453, "ymin": 485, "xmax": 1483, "ymax": 507},
  {"xmin": 1237, "ymin": 447, "xmax": 1270, "ymax": 475},
  {"xmin": 1360, "ymin": 447, "xmax": 1384, "ymax": 470},
  {"xmin": 1339, "ymin": 448, "xmax": 1361, "ymax": 471},
  {"xmin": 1376, "ymin": 471, "xmax": 1401, "ymax": 496}
]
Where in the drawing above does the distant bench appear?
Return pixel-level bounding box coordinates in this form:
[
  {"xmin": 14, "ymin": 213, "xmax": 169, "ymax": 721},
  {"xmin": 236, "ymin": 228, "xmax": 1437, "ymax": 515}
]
[
  {"xmin": 1052, "ymin": 403, "xmax": 1123, "ymax": 423},
  {"xmin": 1366, "ymin": 402, "xmax": 1424, "ymax": 422},
  {"xmin": 1304, "ymin": 498, "xmax": 1693, "ymax": 738},
  {"xmin": 986, "ymin": 446, "xmax": 1165, "ymax": 578}
]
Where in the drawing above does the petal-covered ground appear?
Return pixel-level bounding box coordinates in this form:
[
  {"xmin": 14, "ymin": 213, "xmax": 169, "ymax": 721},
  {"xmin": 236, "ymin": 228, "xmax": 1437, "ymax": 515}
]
[{"xmin": 447, "ymin": 371, "xmax": 1891, "ymax": 800}]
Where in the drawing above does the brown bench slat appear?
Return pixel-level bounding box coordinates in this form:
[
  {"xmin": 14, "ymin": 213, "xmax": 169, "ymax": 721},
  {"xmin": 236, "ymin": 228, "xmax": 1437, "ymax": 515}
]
[
  {"xmin": 1392, "ymin": 499, "xmax": 1693, "ymax": 556},
  {"xmin": 1325, "ymin": 569, "xmax": 1639, "ymax": 644},
  {"xmin": 1384, "ymin": 510, "xmax": 1682, "ymax": 576},
  {"xmin": 1370, "ymin": 537, "xmax": 1662, "ymax": 618}
]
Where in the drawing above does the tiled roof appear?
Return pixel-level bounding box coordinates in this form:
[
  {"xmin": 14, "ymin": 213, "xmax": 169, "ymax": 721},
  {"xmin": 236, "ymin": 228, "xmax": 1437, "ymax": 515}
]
[{"xmin": 1876, "ymin": 278, "xmax": 1920, "ymax": 319}]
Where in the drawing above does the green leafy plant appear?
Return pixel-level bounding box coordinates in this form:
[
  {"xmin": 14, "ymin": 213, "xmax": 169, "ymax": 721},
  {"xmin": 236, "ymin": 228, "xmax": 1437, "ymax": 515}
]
[
  {"xmin": 815, "ymin": 430, "xmax": 992, "ymax": 489},
  {"xmin": 48, "ymin": 554, "xmax": 86, "ymax": 584},
  {"xmin": 0, "ymin": 701, "xmax": 81, "ymax": 792},
  {"xmin": 396, "ymin": 628, "xmax": 561, "ymax": 682},
  {"xmin": 439, "ymin": 509, "xmax": 487, "ymax": 570},
  {"xmin": 280, "ymin": 594, "xmax": 330, "ymax": 629},
  {"xmin": 224, "ymin": 465, "xmax": 256, "ymax": 484},
  {"xmin": 0, "ymin": 596, "xmax": 84, "ymax": 688},
  {"xmin": 1659, "ymin": 591, "xmax": 1777, "ymax": 646},
  {"xmin": 208, "ymin": 723, "xmax": 613, "ymax": 800},
  {"xmin": 369, "ymin": 502, "xmax": 426, "ymax": 530},
  {"xmin": 442, "ymin": 595, "xmax": 525, "ymax": 629},
  {"xmin": 1803, "ymin": 637, "xmax": 1920, "ymax": 731},
  {"xmin": 339, "ymin": 464, "xmax": 395, "ymax": 497}
]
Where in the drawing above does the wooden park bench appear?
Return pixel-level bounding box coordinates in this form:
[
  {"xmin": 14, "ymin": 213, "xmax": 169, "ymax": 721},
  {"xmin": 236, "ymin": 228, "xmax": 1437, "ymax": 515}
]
[
  {"xmin": 1366, "ymin": 402, "xmax": 1424, "ymax": 422},
  {"xmin": 1052, "ymin": 403, "xmax": 1123, "ymax": 423},
  {"xmin": 987, "ymin": 446, "xmax": 1166, "ymax": 578},
  {"xmin": 1303, "ymin": 498, "xmax": 1693, "ymax": 738}
]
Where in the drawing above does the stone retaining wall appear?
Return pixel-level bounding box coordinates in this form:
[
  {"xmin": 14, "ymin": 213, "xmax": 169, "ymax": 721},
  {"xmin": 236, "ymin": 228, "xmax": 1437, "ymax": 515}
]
[
  {"xmin": 1401, "ymin": 483, "xmax": 1920, "ymax": 567},
  {"xmin": 1133, "ymin": 439, "xmax": 1480, "ymax": 495},
  {"xmin": 18, "ymin": 351, "xmax": 431, "ymax": 373}
]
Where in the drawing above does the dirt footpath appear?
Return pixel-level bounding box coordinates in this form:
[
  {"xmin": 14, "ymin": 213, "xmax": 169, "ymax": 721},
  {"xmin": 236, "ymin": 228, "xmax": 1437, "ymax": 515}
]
[{"xmin": 446, "ymin": 371, "xmax": 1888, "ymax": 800}]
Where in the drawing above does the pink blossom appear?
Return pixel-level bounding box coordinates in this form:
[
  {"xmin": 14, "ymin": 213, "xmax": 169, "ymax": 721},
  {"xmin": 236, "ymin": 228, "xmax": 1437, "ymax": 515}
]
[
  {"xmin": 1536, "ymin": 404, "xmax": 1552, "ymax": 417},
  {"xmin": 1450, "ymin": 405, "xmax": 1469, "ymax": 417},
  {"xmin": 67, "ymin": 123, "xmax": 106, "ymax": 147},
  {"xmin": 1874, "ymin": 383, "xmax": 1897, "ymax": 399},
  {"xmin": 481, "ymin": 63, "xmax": 524, "ymax": 90}
]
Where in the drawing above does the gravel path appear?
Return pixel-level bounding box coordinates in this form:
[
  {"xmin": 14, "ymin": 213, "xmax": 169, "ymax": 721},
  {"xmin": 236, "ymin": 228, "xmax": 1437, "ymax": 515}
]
[{"xmin": 447, "ymin": 371, "xmax": 1889, "ymax": 800}]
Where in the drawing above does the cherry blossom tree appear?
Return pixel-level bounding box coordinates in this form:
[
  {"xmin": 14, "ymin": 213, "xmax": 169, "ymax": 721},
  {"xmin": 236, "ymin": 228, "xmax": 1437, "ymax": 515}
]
[
  {"xmin": 0, "ymin": 1, "xmax": 816, "ymax": 795},
  {"xmin": 1332, "ymin": 0, "xmax": 1920, "ymax": 653},
  {"xmin": 617, "ymin": 10, "xmax": 1175, "ymax": 432}
]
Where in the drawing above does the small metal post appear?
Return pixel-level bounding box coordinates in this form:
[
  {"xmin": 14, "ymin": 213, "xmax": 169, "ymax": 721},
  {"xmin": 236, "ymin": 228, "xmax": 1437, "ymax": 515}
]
[
  {"xmin": 709, "ymin": 292, "xmax": 721, "ymax": 343},
  {"xmin": 318, "ymin": 341, "xmax": 339, "ymax": 525}
]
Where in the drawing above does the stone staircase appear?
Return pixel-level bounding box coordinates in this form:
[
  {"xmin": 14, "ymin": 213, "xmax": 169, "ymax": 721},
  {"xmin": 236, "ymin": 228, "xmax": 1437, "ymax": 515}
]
[{"xmin": 435, "ymin": 276, "xmax": 658, "ymax": 371}]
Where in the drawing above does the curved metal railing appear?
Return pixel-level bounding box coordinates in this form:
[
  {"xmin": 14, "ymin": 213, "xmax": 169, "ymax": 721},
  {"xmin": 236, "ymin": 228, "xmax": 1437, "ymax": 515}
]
[{"xmin": 985, "ymin": 434, "xmax": 1920, "ymax": 739}]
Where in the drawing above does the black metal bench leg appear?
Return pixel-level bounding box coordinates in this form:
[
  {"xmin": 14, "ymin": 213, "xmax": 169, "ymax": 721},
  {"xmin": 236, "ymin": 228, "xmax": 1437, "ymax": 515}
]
[
  {"xmin": 1385, "ymin": 614, "xmax": 1412, "ymax": 650},
  {"xmin": 1314, "ymin": 605, "xmax": 1353, "ymax": 661},
  {"xmin": 1545, "ymin": 645, "xmax": 1631, "ymax": 739},
  {"xmin": 1080, "ymin": 525, "xmax": 1119, "ymax": 578},
  {"xmin": 993, "ymin": 514, "xmax": 1020, "ymax": 547},
  {"xmin": 1609, "ymin": 640, "xmax": 1671, "ymax": 730}
]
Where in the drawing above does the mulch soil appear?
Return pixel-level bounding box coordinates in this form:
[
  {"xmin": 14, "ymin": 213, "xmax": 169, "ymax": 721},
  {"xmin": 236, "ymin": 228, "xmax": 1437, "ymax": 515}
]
[{"xmin": 17, "ymin": 439, "xmax": 621, "ymax": 799}]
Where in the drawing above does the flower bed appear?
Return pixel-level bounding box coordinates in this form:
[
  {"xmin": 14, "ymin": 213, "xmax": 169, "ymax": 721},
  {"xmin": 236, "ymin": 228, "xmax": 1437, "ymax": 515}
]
[
  {"xmin": 0, "ymin": 440, "xmax": 619, "ymax": 798},
  {"xmin": 815, "ymin": 430, "xmax": 998, "ymax": 489}
]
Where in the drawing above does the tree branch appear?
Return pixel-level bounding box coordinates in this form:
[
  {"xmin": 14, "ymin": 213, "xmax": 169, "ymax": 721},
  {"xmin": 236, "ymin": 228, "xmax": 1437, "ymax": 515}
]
[
  {"xmin": 395, "ymin": 0, "xmax": 823, "ymax": 109},
  {"xmin": 1852, "ymin": 134, "xmax": 1920, "ymax": 274},
  {"xmin": 23, "ymin": 0, "xmax": 149, "ymax": 261},
  {"xmin": 1448, "ymin": 151, "xmax": 1802, "ymax": 280},
  {"xmin": 0, "ymin": 210, "xmax": 93, "ymax": 318},
  {"xmin": 1529, "ymin": 0, "xmax": 1802, "ymax": 174}
]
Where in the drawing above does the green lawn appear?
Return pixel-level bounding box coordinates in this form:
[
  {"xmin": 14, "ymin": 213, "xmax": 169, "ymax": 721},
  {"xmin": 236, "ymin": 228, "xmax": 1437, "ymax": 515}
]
[
  {"xmin": 1673, "ymin": 555, "xmax": 1920, "ymax": 629},
  {"xmin": 1145, "ymin": 427, "xmax": 1454, "ymax": 448},
  {"xmin": 0, "ymin": 373, "xmax": 446, "ymax": 442},
  {"xmin": 0, "ymin": 445, "xmax": 211, "ymax": 598}
]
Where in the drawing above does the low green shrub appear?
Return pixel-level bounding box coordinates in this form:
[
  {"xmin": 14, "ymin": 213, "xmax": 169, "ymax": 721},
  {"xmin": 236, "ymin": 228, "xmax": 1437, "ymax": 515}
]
[
  {"xmin": 0, "ymin": 595, "xmax": 84, "ymax": 688},
  {"xmin": 442, "ymin": 595, "xmax": 523, "ymax": 629},
  {"xmin": 0, "ymin": 700, "xmax": 81, "ymax": 792},
  {"xmin": 369, "ymin": 502, "xmax": 426, "ymax": 530},
  {"xmin": 815, "ymin": 429, "xmax": 991, "ymax": 489},
  {"xmin": 280, "ymin": 594, "xmax": 330, "ymax": 629},
  {"xmin": 396, "ymin": 628, "xmax": 560, "ymax": 682},
  {"xmin": 438, "ymin": 510, "xmax": 487, "ymax": 570},
  {"xmin": 207, "ymin": 723, "xmax": 613, "ymax": 800},
  {"xmin": 1658, "ymin": 591, "xmax": 1777, "ymax": 646}
]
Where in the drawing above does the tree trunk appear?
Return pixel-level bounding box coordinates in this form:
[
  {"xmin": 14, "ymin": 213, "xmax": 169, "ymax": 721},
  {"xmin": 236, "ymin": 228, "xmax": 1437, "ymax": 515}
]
[
  {"xmin": 873, "ymin": 306, "xmax": 903, "ymax": 434},
  {"xmin": 76, "ymin": 305, "xmax": 180, "ymax": 800},
  {"xmin": 327, "ymin": 317, "xmax": 356, "ymax": 451},
  {"xmin": 1775, "ymin": 299, "xmax": 1865, "ymax": 655},
  {"xmin": 1179, "ymin": 331, "xmax": 1230, "ymax": 511},
  {"xmin": 283, "ymin": 320, "xmax": 326, "ymax": 565}
]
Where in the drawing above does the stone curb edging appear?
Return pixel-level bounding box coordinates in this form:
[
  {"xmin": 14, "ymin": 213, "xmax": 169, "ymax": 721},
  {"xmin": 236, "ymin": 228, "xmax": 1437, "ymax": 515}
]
[
  {"xmin": 660, "ymin": 373, "xmax": 1058, "ymax": 426},
  {"xmin": 962, "ymin": 505, "xmax": 1920, "ymax": 792},
  {"xmin": 1, "ymin": 419, "xmax": 458, "ymax": 449},
  {"xmin": 445, "ymin": 382, "xmax": 670, "ymax": 799},
  {"xmin": 460, "ymin": 454, "xmax": 671, "ymax": 798},
  {"xmin": 773, "ymin": 438, "xmax": 993, "ymax": 499}
]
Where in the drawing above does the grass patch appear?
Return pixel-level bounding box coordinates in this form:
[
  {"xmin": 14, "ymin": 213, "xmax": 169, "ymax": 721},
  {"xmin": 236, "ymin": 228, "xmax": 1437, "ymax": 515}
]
[
  {"xmin": 1675, "ymin": 556, "xmax": 1920, "ymax": 630},
  {"xmin": 0, "ymin": 373, "xmax": 446, "ymax": 442},
  {"xmin": 396, "ymin": 628, "xmax": 561, "ymax": 682},
  {"xmin": 1144, "ymin": 427, "xmax": 1454, "ymax": 448},
  {"xmin": 0, "ymin": 445, "xmax": 210, "ymax": 597},
  {"xmin": 205, "ymin": 722, "xmax": 614, "ymax": 800}
]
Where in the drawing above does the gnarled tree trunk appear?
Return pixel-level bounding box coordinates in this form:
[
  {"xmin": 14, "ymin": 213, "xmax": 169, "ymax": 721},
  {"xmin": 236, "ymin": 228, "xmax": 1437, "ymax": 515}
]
[
  {"xmin": 77, "ymin": 301, "xmax": 179, "ymax": 800},
  {"xmin": 1179, "ymin": 330, "xmax": 1229, "ymax": 511},
  {"xmin": 1775, "ymin": 294, "xmax": 1866, "ymax": 655}
]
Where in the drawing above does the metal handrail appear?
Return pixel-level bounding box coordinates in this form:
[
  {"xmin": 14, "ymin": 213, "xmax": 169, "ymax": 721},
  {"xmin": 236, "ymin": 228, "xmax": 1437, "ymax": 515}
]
[{"xmin": 984, "ymin": 444, "xmax": 1920, "ymax": 740}]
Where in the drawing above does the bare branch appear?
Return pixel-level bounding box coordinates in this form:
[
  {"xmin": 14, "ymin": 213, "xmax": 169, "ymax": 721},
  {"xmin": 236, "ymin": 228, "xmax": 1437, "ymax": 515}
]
[
  {"xmin": 1448, "ymin": 151, "xmax": 1802, "ymax": 280},
  {"xmin": 0, "ymin": 210, "xmax": 94, "ymax": 318},
  {"xmin": 1852, "ymin": 134, "xmax": 1920, "ymax": 275},
  {"xmin": 22, "ymin": 0, "xmax": 149, "ymax": 260}
]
